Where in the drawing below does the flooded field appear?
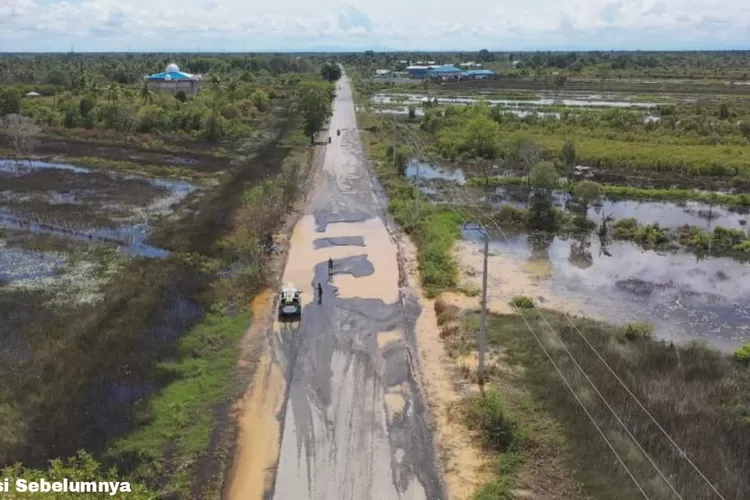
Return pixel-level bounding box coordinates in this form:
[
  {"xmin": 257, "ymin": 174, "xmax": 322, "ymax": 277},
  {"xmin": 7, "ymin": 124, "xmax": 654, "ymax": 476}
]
[
  {"xmin": 372, "ymin": 93, "xmax": 662, "ymax": 109},
  {"xmin": 0, "ymin": 158, "xmax": 198, "ymax": 296},
  {"xmin": 401, "ymin": 157, "xmax": 750, "ymax": 351},
  {"xmin": 406, "ymin": 160, "xmax": 748, "ymax": 230},
  {"xmin": 461, "ymin": 229, "xmax": 750, "ymax": 352}
]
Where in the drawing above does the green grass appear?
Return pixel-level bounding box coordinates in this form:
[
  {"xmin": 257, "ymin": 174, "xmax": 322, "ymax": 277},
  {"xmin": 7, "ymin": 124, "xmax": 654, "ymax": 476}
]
[
  {"xmin": 460, "ymin": 392, "xmax": 529, "ymax": 500},
  {"xmin": 466, "ymin": 309, "xmax": 750, "ymax": 499},
  {"xmin": 112, "ymin": 312, "xmax": 247, "ymax": 494}
]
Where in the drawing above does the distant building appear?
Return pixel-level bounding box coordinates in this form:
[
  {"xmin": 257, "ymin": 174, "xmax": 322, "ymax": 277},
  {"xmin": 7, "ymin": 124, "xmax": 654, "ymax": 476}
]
[
  {"xmin": 406, "ymin": 65, "xmax": 435, "ymax": 79},
  {"xmin": 146, "ymin": 63, "xmax": 202, "ymax": 96},
  {"xmin": 24, "ymin": 91, "xmax": 41, "ymax": 97},
  {"xmin": 375, "ymin": 69, "xmax": 391, "ymax": 77},
  {"xmin": 428, "ymin": 65, "xmax": 463, "ymax": 81},
  {"xmin": 459, "ymin": 62, "xmax": 483, "ymax": 68},
  {"xmin": 463, "ymin": 69, "xmax": 496, "ymax": 80}
]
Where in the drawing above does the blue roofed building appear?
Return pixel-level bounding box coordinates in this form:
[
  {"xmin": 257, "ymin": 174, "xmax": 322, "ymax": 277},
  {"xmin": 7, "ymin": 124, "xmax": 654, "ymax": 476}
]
[
  {"xmin": 406, "ymin": 65, "xmax": 435, "ymax": 79},
  {"xmin": 463, "ymin": 69, "xmax": 496, "ymax": 80},
  {"xmin": 428, "ymin": 65, "xmax": 463, "ymax": 81},
  {"xmin": 146, "ymin": 63, "xmax": 203, "ymax": 96}
]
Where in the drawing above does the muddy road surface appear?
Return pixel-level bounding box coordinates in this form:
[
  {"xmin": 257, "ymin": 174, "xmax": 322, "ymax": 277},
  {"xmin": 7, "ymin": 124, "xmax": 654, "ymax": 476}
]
[{"xmin": 227, "ymin": 75, "xmax": 444, "ymax": 500}]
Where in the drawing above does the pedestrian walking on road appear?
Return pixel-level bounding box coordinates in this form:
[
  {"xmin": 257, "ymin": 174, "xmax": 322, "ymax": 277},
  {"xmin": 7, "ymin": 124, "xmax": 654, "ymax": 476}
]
[
  {"xmin": 317, "ymin": 283, "xmax": 323, "ymax": 304},
  {"xmin": 328, "ymin": 257, "xmax": 334, "ymax": 276}
]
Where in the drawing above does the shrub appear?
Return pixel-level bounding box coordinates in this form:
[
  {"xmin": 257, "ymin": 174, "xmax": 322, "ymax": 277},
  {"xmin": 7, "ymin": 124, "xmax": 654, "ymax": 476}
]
[
  {"xmin": 175, "ymin": 90, "xmax": 187, "ymax": 102},
  {"xmin": 511, "ymin": 295, "xmax": 535, "ymax": 309},
  {"xmin": 462, "ymin": 391, "xmax": 529, "ymax": 452},
  {"xmin": 733, "ymin": 343, "xmax": 750, "ymax": 365},
  {"xmin": 620, "ymin": 321, "xmax": 654, "ymax": 341}
]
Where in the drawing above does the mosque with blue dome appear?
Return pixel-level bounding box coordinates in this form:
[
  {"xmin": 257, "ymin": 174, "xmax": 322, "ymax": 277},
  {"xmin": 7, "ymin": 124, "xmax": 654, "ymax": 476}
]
[{"xmin": 146, "ymin": 63, "xmax": 203, "ymax": 96}]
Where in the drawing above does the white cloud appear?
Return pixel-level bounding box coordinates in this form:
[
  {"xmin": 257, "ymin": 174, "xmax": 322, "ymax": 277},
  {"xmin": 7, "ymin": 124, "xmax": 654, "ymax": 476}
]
[{"xmin": 2, "ymin": 0, "xmax": 750, "ymax": 51}]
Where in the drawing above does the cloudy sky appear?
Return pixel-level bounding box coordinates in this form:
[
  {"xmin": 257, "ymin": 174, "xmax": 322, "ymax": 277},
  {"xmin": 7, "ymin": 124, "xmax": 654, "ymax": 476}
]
[{"xmin": 1, "ymin": 0, "xmax": 749, "ymax": 52}]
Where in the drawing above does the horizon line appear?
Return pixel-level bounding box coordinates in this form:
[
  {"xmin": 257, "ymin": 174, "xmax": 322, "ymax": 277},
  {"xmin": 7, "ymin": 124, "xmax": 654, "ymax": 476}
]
[{"xmin": 3, "ymin": 48, "xmax": 750, "ymax": 54}]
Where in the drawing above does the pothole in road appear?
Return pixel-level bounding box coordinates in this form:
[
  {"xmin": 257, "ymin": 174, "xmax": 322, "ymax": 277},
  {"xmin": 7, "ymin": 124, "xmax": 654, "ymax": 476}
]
[
  {"xmin": 377, "ymin": 330, "xmax": 403, "ymax": 349},
  {"xmin": 385, "ymin": 392, "xmax": 407, "ymax": 419},
  {"xmin": 313, "ymin": 236, "xmax": 366, "ymax": 249}
]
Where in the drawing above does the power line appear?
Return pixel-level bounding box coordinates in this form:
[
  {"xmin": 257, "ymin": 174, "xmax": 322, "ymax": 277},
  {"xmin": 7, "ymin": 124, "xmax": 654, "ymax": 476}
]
[
  {"xmin": 512, "ymin": 304, "xmax": 653, "ymax": 500},
  {"xmin": 434, "ymin": 176, "xmax": 728, "ymax": 500},
  {"xmin": 432, "ymin": 179, "xmax": 687, "ymax": 497},
  {"xmin": 559, "ymin": 314, "xmax": 727, "ymax": 500}
]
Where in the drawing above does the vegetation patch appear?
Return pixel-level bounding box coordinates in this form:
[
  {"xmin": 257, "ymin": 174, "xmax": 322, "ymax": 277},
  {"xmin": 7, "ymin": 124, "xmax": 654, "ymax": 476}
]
[
  {"xmin": 111, "ymin": 313, "xmax": 247, "ymax": 495},
  {"xmin": 466, "ymin": 309, "xmax": 750, "ymax": 499},
  {"xmin": 610, "ymin": 217, "xmax": 750, "ymax": 260}
]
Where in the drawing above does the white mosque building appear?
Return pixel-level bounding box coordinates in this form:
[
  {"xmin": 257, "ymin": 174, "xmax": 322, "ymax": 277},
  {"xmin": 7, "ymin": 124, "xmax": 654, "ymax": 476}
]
[{"xmin": 146, "ymin": 63, "xmax": 202, "ymax": 96}]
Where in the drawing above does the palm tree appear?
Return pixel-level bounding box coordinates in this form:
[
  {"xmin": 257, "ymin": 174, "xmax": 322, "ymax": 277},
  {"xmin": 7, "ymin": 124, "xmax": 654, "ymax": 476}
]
[
  {"xmin": 90, "ymin": 82, "xmax": 102, "ymax": 104},
  {"xmin": 226, "ymin": 78, "xmax": 239, "ymax": 101},
  {"xmin": 140, "ymin": 79, "xmax": 154, "ymax": 105},
  {"xmin": 107, "ymin": 83, "xmax": 120, "ymax": 104},
  {"xmin": 208, "ymin": 73, "xmax": 223, "ymax": 109}
]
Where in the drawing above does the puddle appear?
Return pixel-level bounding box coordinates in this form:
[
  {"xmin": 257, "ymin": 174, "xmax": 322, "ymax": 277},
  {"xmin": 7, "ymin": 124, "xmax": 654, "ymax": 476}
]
[
  {"xmin": 0, "ymin": 243, "xmax": 65, "ymax": 282},
  {"xmin": 313, "ymin": 236, "xmax": 366, "ymax": 249},
  {"xmin": 407, "ymin": 159, "xmax": 466, "ymax": 184},
  {"xmin": 461, "ymin": 229, "xmax": 750, "ymax": 350},
  {"xmin": 1, "ymin": 159, "xmax": 196, "ymax": 199},
  {"xmin": 373, "ymin": 93, "xmax": 660, "ymax": 109},
  {"xmin": 0, "ymin": 159, "xmax": 89, "ymax": 175},
  {"xmin": 166, "ymin": 156, "xmax": 199, "ymax": 165},
  {"xmin": 0, "ymin": 210, "xmax": 169, "ymax": 258}
]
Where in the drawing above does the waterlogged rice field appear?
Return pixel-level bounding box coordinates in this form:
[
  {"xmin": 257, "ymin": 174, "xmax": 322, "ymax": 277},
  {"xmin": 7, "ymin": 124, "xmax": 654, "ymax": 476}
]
[
  {"xmin": 0, "ymin": 158, "xmax": 199, "ymax": 303},
  {"xmin": 409, "ymin": 159, "xmax": 750, "ymax": 351}
]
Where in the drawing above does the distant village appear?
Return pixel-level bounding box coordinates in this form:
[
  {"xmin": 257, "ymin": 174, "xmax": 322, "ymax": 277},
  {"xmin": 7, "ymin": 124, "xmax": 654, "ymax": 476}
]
[{"xmin": 374, "ymin": 60, "xmax": 496, "ymax": 81}]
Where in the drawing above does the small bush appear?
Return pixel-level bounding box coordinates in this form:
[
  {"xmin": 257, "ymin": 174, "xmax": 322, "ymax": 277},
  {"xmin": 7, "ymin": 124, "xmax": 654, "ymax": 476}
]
[
  {"xmin": 462, "ymin": 391, "xmax": 529, "ymax": 453},
  {"xmin": 734, "ymin": 343, "xmax": 750, "ymax": 365},
  {"xmin": 620, "ymin": 321, "xmax": 654, "ymax": 341},
  {"xmin": 511, "ymin": 295, "xmax": 535, "ymax": 309}
]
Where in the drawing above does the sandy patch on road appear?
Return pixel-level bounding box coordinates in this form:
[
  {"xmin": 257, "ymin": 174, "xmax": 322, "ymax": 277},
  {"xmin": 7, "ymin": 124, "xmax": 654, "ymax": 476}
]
[
  {"xmin": 384, "ymin": 392, "xmax": 407, "ymax": 418},
  {"xmin": 226, "ymin": 290, "xmax": 286, "ymax": 500},
  {"xmin": 377, "ymin": 330, "xmax": 403, "ymax": 349}
]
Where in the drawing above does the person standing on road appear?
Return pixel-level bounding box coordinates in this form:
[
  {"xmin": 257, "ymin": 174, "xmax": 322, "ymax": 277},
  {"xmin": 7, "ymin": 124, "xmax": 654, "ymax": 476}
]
[
  {"xmin": 317, "ymin": 283, "xmax": 323, "ymax": 304},
  {"xmin": 328, "ymin": 257, "xmax": 334, "ymax": 276}
]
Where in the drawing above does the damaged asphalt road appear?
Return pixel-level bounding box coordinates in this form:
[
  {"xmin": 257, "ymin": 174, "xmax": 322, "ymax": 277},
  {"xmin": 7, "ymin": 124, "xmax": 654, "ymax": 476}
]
[{"xmin": 267, "ymin": 74, "xmax": 445, "ymax": 500}]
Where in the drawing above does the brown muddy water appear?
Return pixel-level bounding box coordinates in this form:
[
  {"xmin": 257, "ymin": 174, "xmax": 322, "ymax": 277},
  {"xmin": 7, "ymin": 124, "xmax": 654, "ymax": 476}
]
[{"xmin": 461, "ymin": 228, "xmax": 750, "ymax": 352}]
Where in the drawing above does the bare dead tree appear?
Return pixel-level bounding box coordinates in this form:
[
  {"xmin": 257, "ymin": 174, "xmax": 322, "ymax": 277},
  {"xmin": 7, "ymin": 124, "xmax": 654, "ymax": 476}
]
[{"xmin": 2, "ymin": 114, "xmax": 41, "ymax": 162}]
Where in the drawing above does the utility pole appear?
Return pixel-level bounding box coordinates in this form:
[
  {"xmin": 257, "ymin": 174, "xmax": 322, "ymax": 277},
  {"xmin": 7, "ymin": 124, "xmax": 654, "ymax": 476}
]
[
  {"xmin": 415, "ymin": 160, "xmax": 421, "ymax": 225},
  {"xmin": 392, "ymin": 116, "xmax": 396, "ymax": 167},
  {"xmin": 478, "ymin": 225, "xmax": 489, "ymax": 387}
]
